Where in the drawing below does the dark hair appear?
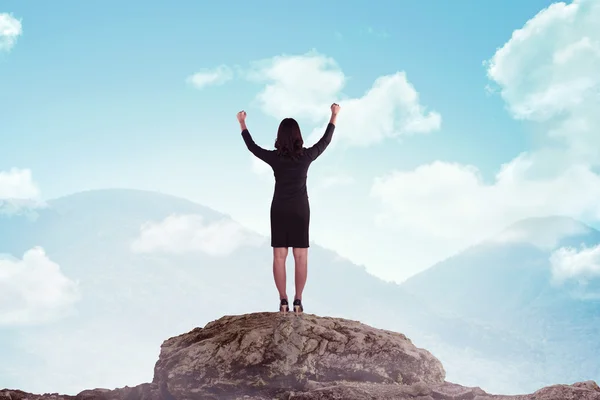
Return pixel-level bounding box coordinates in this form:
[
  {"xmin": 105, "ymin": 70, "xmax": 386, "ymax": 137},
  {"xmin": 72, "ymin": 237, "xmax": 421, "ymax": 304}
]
[{"xmin": 274, "ymin": 118, "xmax": 304, "ymax": 159}]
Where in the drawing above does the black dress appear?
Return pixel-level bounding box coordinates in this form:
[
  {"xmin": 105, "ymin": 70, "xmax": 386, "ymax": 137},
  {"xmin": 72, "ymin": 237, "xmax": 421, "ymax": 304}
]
[{"xmin": 241, "ymin": 123, "xmax": 335, "ymax": 248}]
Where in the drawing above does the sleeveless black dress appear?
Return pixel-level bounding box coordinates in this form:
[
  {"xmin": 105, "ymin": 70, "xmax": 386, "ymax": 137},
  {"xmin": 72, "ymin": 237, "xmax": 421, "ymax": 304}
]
[{"xmin": 241, "ymin": 123, "xmax": 335, "ymax": 248}]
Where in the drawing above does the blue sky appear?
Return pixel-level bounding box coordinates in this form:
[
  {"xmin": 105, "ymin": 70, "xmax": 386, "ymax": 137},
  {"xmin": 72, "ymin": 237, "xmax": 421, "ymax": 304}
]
[
  {"xmin": 3, "ymin": 0, "xmax": 600, "ymax": 282},
  {"xmin": 1, "ymin": 0, "xmax": 549, "ymax": 181}
]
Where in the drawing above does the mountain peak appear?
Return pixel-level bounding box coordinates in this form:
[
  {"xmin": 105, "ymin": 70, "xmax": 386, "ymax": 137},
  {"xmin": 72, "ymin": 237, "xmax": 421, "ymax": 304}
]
[
  {"xmin": 45, "ymin": 188, "xmax": 227, "ymax": 221},
  {"xmin": 48, "ymin": 188, "xmax": 211, "ymax": 209}
]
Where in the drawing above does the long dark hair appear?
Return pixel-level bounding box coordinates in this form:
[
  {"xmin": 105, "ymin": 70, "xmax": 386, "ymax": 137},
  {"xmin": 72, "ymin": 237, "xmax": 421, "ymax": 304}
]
[{"xmin": 274, "ymin": 118, "xmax": 304, "ymax": 159}]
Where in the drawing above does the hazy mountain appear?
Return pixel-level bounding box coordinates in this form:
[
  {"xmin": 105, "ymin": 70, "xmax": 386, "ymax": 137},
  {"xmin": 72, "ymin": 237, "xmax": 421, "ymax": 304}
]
[
  {"xmin": 0, "ymin": 191, "xmax": 596, "ymax": 396},
  {"xmin": 401, "ymin": 216, "xmax": 600, "ymax": 392}
]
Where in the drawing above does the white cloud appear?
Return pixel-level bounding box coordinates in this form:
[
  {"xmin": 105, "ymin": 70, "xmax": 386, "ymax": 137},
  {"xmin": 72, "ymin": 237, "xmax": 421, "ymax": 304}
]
[
  {"xmin": 0, "ymin": 168, "xmax": 40, "ymax": 199},
  {"xmin": 0, "ymin": 247, "xmax": 80, "ymax": 326},
  {"xmin": 248, "ymin": 51, "xmax": 345, "ymax": 123},
  {"xmin": 187, "ymin": 65, "xmax": 233, "ymax": 89},
  {"xmin": 321, "ymin": 72, "xmax": 441, "ymax": 147},
  {"xmin": 365, "ymin": 0, "xmax": 600, "ymax": 281},
  {"xmin": 371, "ymin": 158, "xmax": 600, "ymax": 252},
  {"xmin": 550, "ymin": 244, "xmax": 600, "ymax": 283},
  {"xmin": 486, "ymin": 0, "xmax": 600, "ymax": 162},
  {"xmin": 131, "ymin": 214, "xmax": 265, "ymax": 257},
  {"xmin": 0, "ymin": 13, "xmax": 22, "ymax": 51},
  {"xmin": 0, "ymin": 168, "xmax": 45, "ymax": 216},
  {"xmin": 248, "ymin": 51, "xmax": 441, "ymax": 147},
  {"xmin": 486, "ymin": 0, "xmax": 599, "ymax": 121}
]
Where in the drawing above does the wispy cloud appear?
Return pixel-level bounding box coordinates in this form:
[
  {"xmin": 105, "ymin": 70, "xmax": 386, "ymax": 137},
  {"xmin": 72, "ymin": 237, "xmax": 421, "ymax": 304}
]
[
  {"xmin": 131, "ymin": 214, "xmax": 265, "ymax": 256},
  {"xmin": 248, "ymin": 51, "xmax": 441, "ymax": 147},
  {"xmin": 0, "ymin": 247, "xmax": 80, "ymax": 326},
  {"xmin": 187, "ymin": 65, "xmax": 234, "ymax": 89},
  {"xmin": 361, "ymin": 26, "xmax": 389, "ymax": 39},
  {"xmin": 485, "ymin": 0, "xmax": 600, "ymax": 160},
  {"xmin": 0, "ymin": 13, "xmax": 22, "ymax": 51}
]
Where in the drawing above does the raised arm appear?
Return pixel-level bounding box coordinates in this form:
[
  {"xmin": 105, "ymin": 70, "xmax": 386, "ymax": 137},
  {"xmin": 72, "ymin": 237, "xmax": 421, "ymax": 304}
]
[
  {"xmin": 305, "ymin": 103, "xmax": 341, "ymax": 161},
  {"xmin": 237, "ymin": 110, "xmax": 273, "ymax": 164}
]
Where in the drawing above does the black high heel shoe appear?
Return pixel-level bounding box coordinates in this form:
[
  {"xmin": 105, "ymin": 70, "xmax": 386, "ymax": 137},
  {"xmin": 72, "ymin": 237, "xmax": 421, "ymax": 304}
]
[
  {"xmin": 293, "ymin": 299, "xmax": 303, "ymax": 314},
  {"xmin": 279, "ymin": 298, "xmax": 289, "ymax": 312}
]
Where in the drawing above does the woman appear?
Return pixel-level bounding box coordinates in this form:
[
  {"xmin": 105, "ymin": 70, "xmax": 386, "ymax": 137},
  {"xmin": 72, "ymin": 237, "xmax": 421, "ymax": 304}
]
[{"xmin": 238, "ymin": 103, "xmax": 341, "ymax": 314}]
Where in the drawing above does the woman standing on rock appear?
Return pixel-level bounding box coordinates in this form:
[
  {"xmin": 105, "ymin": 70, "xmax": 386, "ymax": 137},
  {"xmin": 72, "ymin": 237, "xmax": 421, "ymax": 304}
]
[{"xmin": 238, "ymin": 103, "xmax": 340, "ymax": 314}]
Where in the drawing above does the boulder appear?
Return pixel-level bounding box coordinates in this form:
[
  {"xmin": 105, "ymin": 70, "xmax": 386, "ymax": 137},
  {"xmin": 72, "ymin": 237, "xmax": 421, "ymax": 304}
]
[{"xmin": 152, "ymin": 312, "xmax": 445, "ymax": 399}]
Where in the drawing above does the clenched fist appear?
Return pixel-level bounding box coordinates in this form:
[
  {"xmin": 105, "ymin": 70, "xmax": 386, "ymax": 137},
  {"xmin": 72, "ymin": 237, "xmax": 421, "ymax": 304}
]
[
  {"xmin": 330, "ymin": 103, "xmax": 341, "ymax": 115},
  {"xmin": 237, "ymin": 110, "xmax": 247, "ymax": 122}
]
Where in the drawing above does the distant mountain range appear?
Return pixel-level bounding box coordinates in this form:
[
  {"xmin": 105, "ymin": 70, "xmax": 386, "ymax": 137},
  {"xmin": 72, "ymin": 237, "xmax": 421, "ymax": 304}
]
[{"xmin": 0, "ymin": 189, "xmax": 599, "ymax": 395}]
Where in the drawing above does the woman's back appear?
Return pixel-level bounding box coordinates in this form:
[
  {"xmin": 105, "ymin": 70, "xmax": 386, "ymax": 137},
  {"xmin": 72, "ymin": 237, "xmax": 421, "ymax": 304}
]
[
  {"xmin": 271, "ymin": 152, "xmax": 313, "ymax": 201},
  {"xmin": 241, "ymin": 122, "xmax": 336, "ymax": 202}
]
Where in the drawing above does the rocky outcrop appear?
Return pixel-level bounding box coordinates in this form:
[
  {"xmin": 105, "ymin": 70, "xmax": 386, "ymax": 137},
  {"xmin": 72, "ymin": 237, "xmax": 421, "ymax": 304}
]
[
  {"xmin": 2, "ymin": 312, "xmax": 600, "ymax": 400},
  {"xmin": 153, "ymin": 312, "xmax": 445, "ymax": 399}
]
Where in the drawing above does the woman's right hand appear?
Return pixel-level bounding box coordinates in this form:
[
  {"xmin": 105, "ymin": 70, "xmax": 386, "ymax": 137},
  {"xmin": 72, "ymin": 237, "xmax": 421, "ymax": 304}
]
[
  {"xmin": 237, "ymin": 110, "xmax": 247, "ymax": 123},
  {"xmin": 330, "ymin": 103, "xmax": 341, "ymax": 115}
]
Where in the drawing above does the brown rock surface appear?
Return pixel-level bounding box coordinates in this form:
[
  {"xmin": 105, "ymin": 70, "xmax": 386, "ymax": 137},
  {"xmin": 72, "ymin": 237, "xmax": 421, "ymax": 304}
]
[
  {"xmin": 153, "ymin": 312, "xmax": 445, "ymax": 399},
  {"xmin": 2, "ymin": 312, "xmax": 599, "ymax": 400}
]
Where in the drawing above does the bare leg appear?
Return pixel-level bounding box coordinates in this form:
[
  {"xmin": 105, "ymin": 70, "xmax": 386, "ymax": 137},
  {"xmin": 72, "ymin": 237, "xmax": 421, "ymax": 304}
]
[
  {"xmin": 273, "ymin": 247, "xmax": 288, "ymax": 300},
  {"xmin": 292, "ymin": 248, "xmax": 308, "ymax": 301}
]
